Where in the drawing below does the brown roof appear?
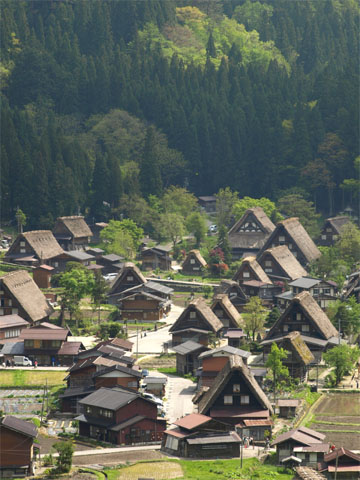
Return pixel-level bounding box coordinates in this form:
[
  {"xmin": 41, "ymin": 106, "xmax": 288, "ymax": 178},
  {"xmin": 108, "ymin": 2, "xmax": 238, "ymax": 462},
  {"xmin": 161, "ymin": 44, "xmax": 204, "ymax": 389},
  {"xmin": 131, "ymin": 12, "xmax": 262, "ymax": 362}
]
[
  {"xmin": 19, "ymin": 327, "xmax": 69, "ymax": 341},
  {"xmin": 55, "ymin": 216, "xmax": 93, "ymax": 238},
  {"xmin": 174, "ymin": 413, "xmax": 212, "ymax": 431},
  {"xmin": 277, "ymin": 399, "xmax": 300, "ymax": 407},
  {"xmin": 170, "ymin": 297, "xmax": 223, "ymax": 334},
  {"xmin": 229, "ymin": 207, "xmax": 275, "ymax": 236},
  {"xmin": 16, "ymin": 230, "xmax": 63, "ymax": 260},
  {"xmin": 109, "ymin": 262, "xmax": 146, "ymax": 294},
  {"xmin": 271, "ymin": 427, "xmax": 324, "ymax": 446},
  {"xmin": 324, "ymin": 447, "xmax": 360, "ymax": 463},
  {"xmin": 259, "ymin": 245, "xmax": 308, "ymax": 281},
  {"xmin": 271, "ymin": 331, "xmax": 314, "ymax": 365},
  {"xmin": 325, "ymin": 216, "xmax": 351, "ymax": 234},
  {"xmin": 211, "ymin": 294, "xmax": 243, "ymax": 328},
  {"xmin": 268, "ymin": 291, "xmax": 338, "ymax": 340},
  {"xmin": 39, "ymin": 322, "xmax": 63, "ymax": 329},
  {"xmin": 1, "ymin": 270, "xmax": 53, "ymax": 323},
  {"xmin": 183, "ymin": 250, "xmax": 207, "ymax": 268},
  {"xmin": 107, "ymin": 337, "xmax": 133, "ymax": 351},
  {"xmin": 198, "ymin": 355, "xmax": 273, "ymax": 415},
  {"xmin": 57, "ymin": 342, "xmax": 83, "ymax": 356},
  {"xmin": 1, "ymin": 415, "xmax": 37, "ymax": 437},
  {"xmin": 164, "ymin": 427, "xmax": 189, "ymax": 438},
  {"xmin": 242, "ymin": 419, "xmax": 273, "ymax": 427},
  {"xmin": 233, "ymin": 256, "xmax": 272, "ymax": 284},
  {"xmin": 0, "ymin": 314, "xmax": 29, "ymax": 329},
  {"xmin": 228, "ymin": 207, "xmax": 275, "ymax": 250}
]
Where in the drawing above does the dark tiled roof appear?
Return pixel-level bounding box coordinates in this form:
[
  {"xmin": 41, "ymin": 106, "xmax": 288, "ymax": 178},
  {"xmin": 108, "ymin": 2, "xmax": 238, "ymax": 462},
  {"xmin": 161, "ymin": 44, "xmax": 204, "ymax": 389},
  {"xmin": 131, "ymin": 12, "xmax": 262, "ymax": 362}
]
[
  {"xmin": 1, "ymin": 416, "xmax": 37, "ymax": 437},
  {"xmin": 93, "ymin": 363, "xmax": 142, "ymax": 378},
  {"xmin": 172, "ymin": 340, "xmax": 207, "ymax": 355},
  {"xmin": 79, "ymin": 387, "xmax": 138, "ymax": 410},
  {"xmin": 198, "ymin": 345, "xmax": 251, "ymax": 359},
  {"xmin": 174, "ymin": 413, "xmax": 212, "ymax": 431},
  {"xmin": 19, "ymin": 327, "xmax": 69, "ymax": 341}
]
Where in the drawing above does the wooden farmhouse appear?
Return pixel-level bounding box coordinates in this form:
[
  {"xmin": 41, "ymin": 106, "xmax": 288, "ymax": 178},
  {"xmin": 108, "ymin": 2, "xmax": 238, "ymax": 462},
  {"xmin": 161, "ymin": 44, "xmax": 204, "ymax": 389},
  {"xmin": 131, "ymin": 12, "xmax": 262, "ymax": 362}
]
[
  {"xmin": 169, "ymin": 297, "xmax": 223, "ymax": 347},
  {"xmin": 257, "ymin": 245, "xmax": 308, "ymax": 283},
  {"xmin": 211, "ymin": 294, "xmax": 243, "ymax": 330},
  {"xmin": 262, "ymin": 331, "xmax": 314, "ymax": 381},
  {"xmin": 5, "ymin": 230, "xmax": 63, "ymax": 266},
  {"xmin": 53, "ymin": 216, "xmax": 93, "ymax": 251},
  {"xmin": 228, "ymin": 207, "xmax": 275, "ymax": 260},
  {"xmin": 232, "ymin": 256, "xmax": 277, "ymax": 302},
  {"xmin": 162, "ymin": 413, "xmax": 240, "ymax": 458},
  {"xmin": 223, "ymin": 328, "xmax": 247, "ymax": 348},
  {"xmin": 0, "ymin": 314, "xmax": 29, "ymax": 341},
  {"xmin": 107, "ymin": 263, "xmax": 146, "ymax": 301},
  {"xmin": 196, "ymin": 355, "xmax": 273, "ymax": 441},
  {"xmin": 343, "ymin": 269, "xmax": 360, "ymax": 303},
  {"xmin": 76, "ymin": 387, "xmax": 166, "ymax": 445},
  {"xmin": 319, "ymin": 447, "xmax": 360, "ymax": 477},
  {"xmin": 182, "ymin": 250, "xmax": 207, "ymax": 274},
  {"xmin": 318, "ymin": 216, "xmax": 351, "ymax": 247},
  {"xmin": 276, "ymin": 399, "xmax": 300, "ymax": 419},
  {"xmin": 172, "ymin": 340, "xmax": 209, "ymax": 375},
  {"xmin": 271, "ymin": 426, "xmax": 326, "ymax": 464},
  {"xmin": 33, "ymin": 264, "xmax": 54, "ymax": 289},
  {"xmin": 276, "ymin": 277, "xmax": 338, "ymax": 311},
  {"xmin": 96, "ymin": 253, "xmax": 124, "ymax": 274},
  {"xmin": 140, "ymin": 245, "xmax": 172, "ymax": 271},
  {"xmin": 0, "ymin": 270, "xmax": 53, "ymax": 325},
  {"xmin": 89, "ymin": 222, "xmax": 108, "ymax": 244},
  {"xmin": 0, "ymin": 416, "xmax": 39, "ymax": 477},
  {"xmin": 49, "ymin": 249, "xmax": 94, "ymax": 273},
  {"xmin": 198, "ymin": 195, "xmax": 216, "ymax": 213},
  {"xmin": 262, "ymin": 291, "xmax": 339, "ymax": 362},
  {"xmin": 144, "ymin": 377, "xmax": 167, "ymax": 397},
  {"xmin": 259, "ymin": 217, "xmax": 321, "ymax": 267},
  {"xmin": 214, "ymin": 280, "xmax": 248, "ymax": 312}
]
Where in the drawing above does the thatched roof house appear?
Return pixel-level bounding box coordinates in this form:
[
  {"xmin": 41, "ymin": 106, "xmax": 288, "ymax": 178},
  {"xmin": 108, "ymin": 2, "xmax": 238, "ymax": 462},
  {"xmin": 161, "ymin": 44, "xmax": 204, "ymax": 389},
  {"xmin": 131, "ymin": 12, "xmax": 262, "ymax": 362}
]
[
  {"xmin": 233, "ymin": 256, "xmax": 272, "ymax": 285},
  {"xmin": 107, "ymin": 262, "xmax": 146, "ymax": 300},
  {"xmin": 319, "ymin": 216, "xmax": 351, "ymax": 247},
  {"xmin": 182, "ymin": 250, "xmax": 207, "ymax": 274},
  {"xmin": 5, "ymin": 231, "xmax": 63, "ymax": 265},
  {"xmin": 259, "ymin": 217, "xmax": 321, "ymax": 266},
  {"xmin": 0, "ymin": 270, "xmax": 53, "ymax": 325},
  {"xmin": 257, "ymin": 245, "xmax": 308, "ymax": 282},
  {"xmin": 53, "ymin": 216, "xmax": 93, "ymax": 250},
  {"xmin": 211, "ymin": 294, "xmax": 243, "ymax": 329},
  {"xmin": 214, "ymin": 280, "xmax": 248, "ymax": 311},
  {"xmin": 228, "ymin": 207, "xmax": 275, "ymax": 259}
]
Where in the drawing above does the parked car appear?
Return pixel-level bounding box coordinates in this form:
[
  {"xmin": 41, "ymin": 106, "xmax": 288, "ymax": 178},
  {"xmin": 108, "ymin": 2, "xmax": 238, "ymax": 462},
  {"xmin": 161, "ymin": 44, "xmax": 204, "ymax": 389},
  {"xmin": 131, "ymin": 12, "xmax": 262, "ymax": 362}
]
[
  {"xmin": 143, "ymin": 392, "xmax": 163, "ymax": 407},
  {"xmin": 103, "ymin": 273, "xmax": 118, "ymax": 282},
  {"xmin": 209, "ymin": 224, "xmax": 217, "ymax": 233},
  {"xmin": 14, "ymin": 356, "xmax": 33, "ymax": 367}
]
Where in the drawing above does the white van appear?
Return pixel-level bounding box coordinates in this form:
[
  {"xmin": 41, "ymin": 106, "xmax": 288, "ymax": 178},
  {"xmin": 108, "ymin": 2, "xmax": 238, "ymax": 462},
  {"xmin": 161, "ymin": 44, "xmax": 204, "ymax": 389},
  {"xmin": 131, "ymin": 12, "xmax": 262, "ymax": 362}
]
[{"xmin": 14, "ymin": 356, "xmax": 33, "ymax": 366}]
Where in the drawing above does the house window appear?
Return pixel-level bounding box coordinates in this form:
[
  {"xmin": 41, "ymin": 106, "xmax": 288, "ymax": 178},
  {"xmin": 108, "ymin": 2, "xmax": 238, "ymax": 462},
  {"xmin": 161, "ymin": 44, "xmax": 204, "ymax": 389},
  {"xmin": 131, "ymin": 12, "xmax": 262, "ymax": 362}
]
[
  {"xmin": 283, "ymin": 325, "xmax": 289, "ymax": 332},
  {"xmin": 279, "ymin": 235, "xmax": 285, "ymax": 242},
  {"xmin": 321, "ymin": 235, "xmax": 326, "ymax": 240},
  {"xmin": 20, "ymin": 248, "xmax": 26, "ymax": 253},
  {"xmin": 243, "ymin": 271, "xmax": 250, "ymax": 278},
  {"xmin": 25, "ymin": 340, "xmax": 34, "ymax": 347},
  {"xmin": 190, "ymin": 259, "xmax": 195, "ymax": 264},
  {"xmin": 127, "ymin": 275, "xmax": 134, "ymax": 281},
  {"xmin": 265, "ymin": 268, "xmax": 272, "ymax": 273},
  {"xmin": 265, "ymin": 260, "xmax": 272, "ymax": 267},
  {"xmin": 12, "ymin": 308, "xmax": 18, "ymax": 314},
  {"xmin": 190, "ymin": 311, "xmax": 196, "ymax": 319},
  {"xmin": 326, "ymin": 228, "xmax": 332, "ymax": 232},
  {"xmin": 165, "ymin": 435, "xmax": 179, "ymax": 450},
  {"xmin": 8, "ymin": 299, "xmax": 12, "ymax": 306},
  {"xmin": 51, "ymin": 340, "xmax": 61, "ymax": 348},
  {"xmin": 0, "ymin": 308, "xmax": 4, "ymax": 315},
  {"xmin": 296, "ymin": 313, "xmax": 301, "ymax": 320},
  {"xmin": 233, "ymin": 384, "xmax": 240, "ymax": 392},
  {"xmin": 86, "ymin": 406, "xmax": 91, "ymax": 414},
  {"xmin": 324, "ymin": 288, "xmax": 330, "ymax": 294},
  {"xmin": 301, "ymin": 324, "xmax": 309, "ymax": 332},
  {"xmin": 100, "ymin": 409, "xmax": 112, "ymax": 418},
  {"xmin": 224, "ymin": 395, "xmax": 233, "ymax": 405},
  {"xmin": 289, "ymin": 243, "xmax": 292, "ymax": 249},
  {"xmin": 293, "ymin": 251, "xmax": 297, "ymax": 257},
  {"xmin": 241, "ymin": 395, "xmax": 250, "ymax": 404},
  {"xmin": 54, "ymin": 262, "xmax": 59, "ymax": 267},
  {"xmin": 313, "ymin": 289, "xmax": 319, "ymax": 295},
  {"xmin": 20, "ymin": 241, "xmax": 25, "ymax": 247}
]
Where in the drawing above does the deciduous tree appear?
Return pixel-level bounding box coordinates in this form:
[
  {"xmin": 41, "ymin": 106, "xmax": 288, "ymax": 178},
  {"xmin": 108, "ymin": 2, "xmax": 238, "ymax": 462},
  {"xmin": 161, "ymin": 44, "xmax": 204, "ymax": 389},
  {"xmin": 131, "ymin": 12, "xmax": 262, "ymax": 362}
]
[
  {"xmin": 323, "ymin": 344, "xmax": 359, "ymax": 385},
  {"xmin": 243, "ymin": 296, "xmax": 267, "ymax": 341}
]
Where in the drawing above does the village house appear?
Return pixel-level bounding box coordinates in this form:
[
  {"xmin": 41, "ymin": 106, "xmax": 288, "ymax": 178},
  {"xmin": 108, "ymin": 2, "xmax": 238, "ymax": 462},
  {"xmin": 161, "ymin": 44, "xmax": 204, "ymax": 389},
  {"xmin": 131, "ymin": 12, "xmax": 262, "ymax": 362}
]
[
  {"xmin": 276, "ymin": 399, "xmax": 300, "ymax": 419},
  {"xmin": 261, "ymin": 331, "xmax": 314, "ymax": 381},
  {"xmin": 0, "ymin": 270, "xmax": 53, "ymax": 325},
  {"xmin": 262, "ymin": 291, "xmax": 339, "ymax": 362},
  {"xmin": 0, "ymin": 341, "xmax": 25, "ymax": 363},
  {"xmin": 33, "ymin": 264, "xmax": 54, "ymax": 289},
  {"xmin": 258, "ymin": 217, "xmax": 321, "ymax": 267},
  {"xmin": 0, "ymin": 416, "xmax": 39, "ymax": 478},
  {"xmin": 4, "ymin": 230, "xmax": 64, "ymax": 267},
  {"xmin": 86, "ymin": 247, "xmax": 105, "ymax": 260},
  {"xmin": 214, "ymin": 279, "xmax": 248, "ymax": 312},
  {"xmin": 0, "ymin": 314, "xmax": 29, "ymax": 341},
  {"xmin": 228, "ymin": 207, "xmax": 275, "ymax": 260},
  {"xmin": 48, "ymin": 249, "xmax": 94, "ymax": 273},
  {"xmin": 198, "ymin": 195, "xmax": 216, "ymax": 213},
  {"xmin": 319, "ymin": 447, "xmax": 360, "ymax": 478},
  {"xmin": 76, "ymin": 387, "xmax": 166, "ymax": 445},
  {"xmin": 197, "ymin": 346, "xmax": 251, "ymax": 389},
  {"xmin": 142, "ymin": 377, "xmax": 167, "ymax": 398},
  {"xmin": 343, "ymin": 269, "xmax": 360, "ymax": 303},
  {"xmin": 271, "ymin": 426, "xmax": 326, "ymax": 464},
  {"xmin": 117, "ymin": 289, "xmax": 171, "ymax": 321},
  {"xmin": 107, "ymin": 263, "xmax": 146, "ymax": 301},
  {"xmin": 162, "ymin": 413, "xmax": 240, "ymax": 458},
  {"xmin": 53, "ymin": 216, "xmax": 93, "ymax": 251},
  {"xmin": 182, "ymin": 250, "xmax": 207, "ymax": 274},
  {"xmin": 211, "ymin": 294, "xmax": 243, "ymax": 330},
  {"xmin": 140, "ymin": 245, "xmax": 172, "ymax": 271},
  {"xmin": 169, "ymin": 297, "xmax": 223, "ymax": 347},
  {"xmin": 276, "ymin": 277, "xmax": 338, "ymax": 311},
  {"xmin": 223, "ymin": 328, "xmax": 247, "ymax": 348},
  {"xmin": 196, "ymin": 355, "xmax": 273, "ymax": 442},
  {"xmin": 93, "ymin": 364, "xmax": 143, "ymax": 390},
  {"xmin": 172, "ymin": 340, "xmax": 209, "ymax": 375},
  {"xmin": 292, "ymin": 444, "xmax": 330, "ymax": 469},
  {"xmin": 318, "ymin": 216, "xmax": 351, "ymax": 247},
  {"xmin": 257, "ymin": 245, "xmax": 308, "ymax": 284},
  {"xmin": 96, "ymin": 253, "xmax": 124, "ymax": 275},
  {"xmin": 89, "ymin": 222, "xmax": 108, "ymax": 244}
]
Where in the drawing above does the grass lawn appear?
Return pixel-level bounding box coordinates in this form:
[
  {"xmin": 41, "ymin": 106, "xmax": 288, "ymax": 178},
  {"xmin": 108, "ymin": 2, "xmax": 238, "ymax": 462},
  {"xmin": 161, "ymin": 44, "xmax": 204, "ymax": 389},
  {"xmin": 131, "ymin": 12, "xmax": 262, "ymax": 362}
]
[
  {"xmin": 104, "ymin": 458, "xmax": 293, "ymax": 480},
  {"xmin": 0, "ymin": 370, "xmax": 65, "ymax": 387}
]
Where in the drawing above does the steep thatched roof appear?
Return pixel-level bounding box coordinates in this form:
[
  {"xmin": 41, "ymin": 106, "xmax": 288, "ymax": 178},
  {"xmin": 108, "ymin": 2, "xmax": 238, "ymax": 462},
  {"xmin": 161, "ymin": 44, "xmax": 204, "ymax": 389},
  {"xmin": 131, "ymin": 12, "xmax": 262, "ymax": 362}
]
[
  {"xmin": 55, "ymin": 216, "xmax": 93, "ymax": 238},
  {"xmin": 265, "ymin": 331, "xmax": 314, "ymax": 365},
  {"xmin": 170, "ymin": 297, "xmax": 224, "ymax": 333},
  {"xmin": 259, "ymin": 245, "xmax": 308, "ymax": 281},
  {"xmin": 108, "ymin": 262, "xmax": 146, "ymax": 295},
  {"xmin": 211, "ymin": 294, "xmax": 243, "ymax": 328},
  {"xmin": 229, "ymin": 207, "xmax": 275, "ymax": 236},
  {"xmin": 198, "ymin": 355, "xmax": 273, "ymax": 415},
  {"xmin": 325, "ymin": 216, "xmax": 351, "ymax": 234},
  {"xmin": 228, "ymin": 207, "xmax": 275, "ymax": 250},
  {"xmin": 215, "ymin": 279, "xmax": 247, "ymax": 300},
  {"xmin": 183, "ymin": 250, "xmax": 207, "ymax": 268},
  {"xmin": 233, "ymin": 256, "xmax": 272, "ymax": 284},
  {"xmin": 1, "ymin": 270, "xmax": 53, "ymax": 323},
  {"xmin": 7, "ymin": 231, "xmax": 63, "ymax": 261},
  {"xmin": 267, "ymin": 291, "xmax": 338, "ymax": 340}
]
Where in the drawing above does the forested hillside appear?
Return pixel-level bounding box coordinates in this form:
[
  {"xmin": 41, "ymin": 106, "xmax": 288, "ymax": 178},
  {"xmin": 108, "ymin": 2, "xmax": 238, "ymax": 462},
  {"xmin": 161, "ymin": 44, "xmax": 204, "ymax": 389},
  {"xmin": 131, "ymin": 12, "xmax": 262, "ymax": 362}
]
[{"xmin": 1, "ymin": 0, "xmax": 359, "ymax": 229}]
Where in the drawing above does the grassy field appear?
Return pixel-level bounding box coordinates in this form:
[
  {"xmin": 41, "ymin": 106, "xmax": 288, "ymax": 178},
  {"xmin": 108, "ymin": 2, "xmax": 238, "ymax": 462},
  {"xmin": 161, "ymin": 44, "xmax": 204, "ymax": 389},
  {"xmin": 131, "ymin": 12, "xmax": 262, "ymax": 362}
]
[
  {"xmin": 104, "ymin": 458, "xmax": 293, "ymax": 480},
  {"xmin": 0, "ymin": 370, "xmax": 65, "ymax": 387}
]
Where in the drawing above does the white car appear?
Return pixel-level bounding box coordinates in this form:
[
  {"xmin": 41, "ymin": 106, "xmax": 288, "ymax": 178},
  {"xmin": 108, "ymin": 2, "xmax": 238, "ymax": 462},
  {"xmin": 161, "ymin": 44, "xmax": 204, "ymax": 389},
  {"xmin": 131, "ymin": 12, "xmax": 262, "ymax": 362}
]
[
  {"xmin": 209, "ymin": 224, "xmax": 217, "ymax": 233},
  {"xmin": 103, "ymin": 273, "xmax": 118, "ymax": 282},
  {"xmin": 143, "ymin": 392, "xmax": 163, "ymax": 407}
]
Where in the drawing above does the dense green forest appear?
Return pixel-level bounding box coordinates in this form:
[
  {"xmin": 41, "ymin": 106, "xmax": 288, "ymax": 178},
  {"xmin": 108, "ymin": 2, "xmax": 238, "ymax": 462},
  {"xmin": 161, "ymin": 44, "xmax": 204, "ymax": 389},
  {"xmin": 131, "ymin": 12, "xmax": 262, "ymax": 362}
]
[{"xmin": 1, "ymin": 0, "xmax": 359, "ymax": 229}]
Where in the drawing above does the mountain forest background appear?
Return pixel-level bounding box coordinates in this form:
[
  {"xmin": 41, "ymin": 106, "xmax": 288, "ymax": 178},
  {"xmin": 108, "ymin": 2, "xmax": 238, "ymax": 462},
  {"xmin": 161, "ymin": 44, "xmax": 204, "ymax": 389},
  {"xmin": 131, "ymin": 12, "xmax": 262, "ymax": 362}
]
[{"xmin": 1, "ymin": 0, "xmax": 359, "ymax": 230}]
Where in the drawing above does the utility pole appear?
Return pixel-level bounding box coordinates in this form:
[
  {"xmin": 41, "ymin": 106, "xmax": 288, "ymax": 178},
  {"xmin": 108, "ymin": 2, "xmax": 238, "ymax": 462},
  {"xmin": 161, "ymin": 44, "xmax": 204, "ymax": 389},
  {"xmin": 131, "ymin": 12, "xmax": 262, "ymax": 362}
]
[
  {"xmin": 136, "ymin": 327, "xmax": 139, "ymax": 360},
  {"xmin": 338, "ymin": 317, "xmax": 341, "ymax": 345},
  {"xmin": 334, "ymin": 449, "xmax": 339, "ymax": 480},
  {"xmin": 40, "ymin": 383, "xmax": 46, "ymax": 426}
]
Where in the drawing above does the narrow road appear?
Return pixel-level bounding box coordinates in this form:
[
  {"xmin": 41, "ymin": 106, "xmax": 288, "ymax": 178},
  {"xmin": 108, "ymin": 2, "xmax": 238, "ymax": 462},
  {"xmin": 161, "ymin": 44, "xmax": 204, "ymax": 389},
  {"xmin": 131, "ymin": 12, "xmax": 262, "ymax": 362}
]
[{"xmin": 165, "ymin": 374, "xmax": 196, "ymax": 424}]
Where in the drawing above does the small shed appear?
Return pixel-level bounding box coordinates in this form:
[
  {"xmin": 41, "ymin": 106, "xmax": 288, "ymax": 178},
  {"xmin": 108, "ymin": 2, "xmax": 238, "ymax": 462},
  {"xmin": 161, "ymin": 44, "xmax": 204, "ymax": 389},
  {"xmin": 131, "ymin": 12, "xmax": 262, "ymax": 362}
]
[
  {"xmin": 277, "ymin": 399, "xmax": 300, "ymax": 418},
  {"xmin": 33, "ymin": 264, "xmax": 54, "ymax": 289},
  {"xmin": 143, "ymin": 377, "xmax": 167, "ymax": 397},
  {"xmin": 182, "ymin": 250, "xmax": 207, "ymax": 274},
  {"xmin": 172, "ymin": 340, "xmax": 209, "ymax": 375},
  {"xmin": 223, "ymin": 328, "xmax": 246, "ymax": 348}
]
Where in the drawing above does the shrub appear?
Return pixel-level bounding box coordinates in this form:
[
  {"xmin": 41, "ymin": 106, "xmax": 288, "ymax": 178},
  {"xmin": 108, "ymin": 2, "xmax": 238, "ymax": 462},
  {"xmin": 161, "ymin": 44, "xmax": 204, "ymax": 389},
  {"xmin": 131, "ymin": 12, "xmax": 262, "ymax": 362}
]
[
  {"xmin": 42, "ymin": 453, "xmax": 54, "ymax": 466},
  {"xmin": 32, "ymin": 417, "xmax": 41, "ymax": 427},
  {"xmin": 54, "ymin": 441, "xmax": 74, "ymax": 473}
]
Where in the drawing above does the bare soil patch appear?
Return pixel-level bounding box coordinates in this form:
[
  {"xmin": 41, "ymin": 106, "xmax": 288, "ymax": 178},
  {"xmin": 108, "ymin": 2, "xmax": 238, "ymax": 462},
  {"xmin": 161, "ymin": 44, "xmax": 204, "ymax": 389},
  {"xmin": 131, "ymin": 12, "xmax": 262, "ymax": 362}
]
[
  {"xmin": 315, "ymin": 415, "xmax": 360, "ymax": 423},
  {"xmin": 73, "ymin": 450, "xmax": 164, "ymax": 466},
  {"xmin": 315, "ymin": 393, "xmax": 360, "ymax": 416},
  {"xmin": 312, "ymin": 423, "xmax": 360, "ymax": 431}
]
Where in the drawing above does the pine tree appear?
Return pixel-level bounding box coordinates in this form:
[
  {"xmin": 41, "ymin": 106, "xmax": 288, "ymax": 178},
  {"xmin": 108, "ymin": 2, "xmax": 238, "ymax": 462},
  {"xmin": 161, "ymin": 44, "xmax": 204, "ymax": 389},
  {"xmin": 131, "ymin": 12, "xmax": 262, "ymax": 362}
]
[
  {"xmin": 140, "ymin": 126, "xmax": 162, "ymax": 198},
  {"xmin": 206, "ymin": 31, "xmax": 216, "ymax": 58}
]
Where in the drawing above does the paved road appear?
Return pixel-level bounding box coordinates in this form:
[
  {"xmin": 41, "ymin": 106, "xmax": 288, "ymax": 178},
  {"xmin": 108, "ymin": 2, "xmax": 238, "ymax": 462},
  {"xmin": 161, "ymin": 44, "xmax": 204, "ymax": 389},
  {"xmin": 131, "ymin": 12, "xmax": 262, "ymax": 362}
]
[{"xmin": 164, "ymin": 374, "xmax": 196, "ymax": 424}]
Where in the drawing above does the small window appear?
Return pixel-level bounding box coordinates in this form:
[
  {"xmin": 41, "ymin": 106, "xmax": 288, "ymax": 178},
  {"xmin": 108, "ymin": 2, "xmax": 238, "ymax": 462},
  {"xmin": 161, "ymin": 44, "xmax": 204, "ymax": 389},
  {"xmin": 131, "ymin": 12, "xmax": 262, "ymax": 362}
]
[
  {"xmin": 265, "ymin": 268, "xmax": 272, "ymax": 273},
  {"xmin": 283, "ymin": 324, "xmax": 289, "ymax": 332},
  {"xmin": 20, "ymin": 248, "xmax": 26, "ymax": 253},
  {"xmin": 127, "ymin": 275, "xmax": 134, "ymax": 281},
  {"xmin": 12, "ymin": 308, "xmax": 18, "ymax": 314},
  {"xmin": 190, "ymin": 311, "xmax": 196, "ymax": 319},
  {"xmin": 20, "ymin": 241, "xmax": 25, "ymax": 247},
  {"xmin": 233, "ymin": 384, "xmax": 240, "ymax": 393},
  {"xmin": 326, "ymin": 228, "xmax": 332, "ymax": 232},
  {"xmin": 313, "ymin": 289, "xmax": 319, "ymax": 295},
  {"xmin": 241, "ymin": 395, "xmax": 250, "ymax": 404},
  {"xmin": 54, "ymin": 262, "xmax": 59, "ymax": 267},
  {"xmin": 243, "ymin": 271, "xmax": 250, "ymax": 278},
  {"xmin": 289, "ymin": 243, "xmax": 292, "ymax": 249},
  {"xmin": 296, "ymin": 313, "xmax": 301, "ymax": 320},
  {"xmin": 224, "ymin": 395, "xmax": 233, "ymax": 405},
  {"xmin": 301, "ymin": 324, "xmax": 309, "ymax": 332},
  {"xmin": 0, "ymin": 308, "xmax": 4, "ymax": 315},
  {"xmin": 265, "ymin": 260, "xmax": 272, "ymax": 267},
  {"xmin": 321, "ymin": 235, "xmax": 326, "ymax": 240},
  {"xmin": 190, "ymin": 259, "xmax": 195, "ymax": 264},
  {"xmin": 279, "ymin": 235, "xmax": 285, "ymax": 242},
  {"xmin": 8, "ymin": 299, "xmax": 12, "ymax": 307},
  {"xmin": 86, "ymin": 406, "xmax": 91, "ymax": 414}
]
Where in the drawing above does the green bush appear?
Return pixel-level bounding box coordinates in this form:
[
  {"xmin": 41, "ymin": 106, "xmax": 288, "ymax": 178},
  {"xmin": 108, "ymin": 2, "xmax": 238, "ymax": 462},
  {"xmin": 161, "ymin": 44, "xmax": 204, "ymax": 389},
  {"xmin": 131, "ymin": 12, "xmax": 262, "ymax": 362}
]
[
  {"xmin": 42, "ymin": 453, "xmax": 54, "ymax": 467},
  {"xmin": 32, "ymin": 417, "xmax": 41, "ymax": 427},
  {"xmin": 54, "ymin": 441, "xmax": 74, "ymax": 473}
]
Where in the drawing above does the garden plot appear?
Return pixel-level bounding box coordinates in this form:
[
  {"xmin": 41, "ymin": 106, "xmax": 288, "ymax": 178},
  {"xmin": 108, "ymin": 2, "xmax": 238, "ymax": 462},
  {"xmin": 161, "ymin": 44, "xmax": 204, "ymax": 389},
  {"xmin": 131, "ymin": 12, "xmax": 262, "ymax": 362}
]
[
  {"xmin": 309, "ymin": 393, "xmax": 360, "ymax": 449},
  {"xmin": 0, "ymin": 390, "xmax": 43, "ymax": 414}
]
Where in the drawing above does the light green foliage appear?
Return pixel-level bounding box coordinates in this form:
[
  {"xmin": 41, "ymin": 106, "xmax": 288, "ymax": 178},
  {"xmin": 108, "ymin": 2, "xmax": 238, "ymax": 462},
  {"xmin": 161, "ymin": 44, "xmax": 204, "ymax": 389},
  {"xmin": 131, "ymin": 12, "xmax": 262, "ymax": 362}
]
[
  {"xmin": 136, "ymin": 7, "xmax": 290, "ymax": 71},
  {"xmin": 309, "ymin": 245, "xmax": 349, "ymax": 286},
  {"xmin": 326, "ymin": 296, "xmax": 360, "ymax": 336},
  {"xmin": 158, "ymin": 212, "xmax": 185, "ymax": 247},
  {"xmin": 54, "ymin": 441, "xmax": 74, "ymax": 473},
  {"xmin": 186, "ymin": 211, "xmax": 207, "ymax": 246},
  {"xmin": 162, "ymin": 186, "xmax": 198, "ymax": 218},
  {"xmin": 266, "ymin": 343, "xmax": 290, "ymax": 396},
  {"xmin": 100, "ymin": 219, "xmax": 144, "ymax": 259},
  {"xmin": 233, "ymin": 0, "xmax": 274, "ymax": 32},
  {"xmin": 215, "ymin": 187, "xmax": 238, "ymax": 228},
  {"xmin": 59, "ymin": 265, "xmax": 95, "ymax": 322},
  {"xmin": 233, "ymin": 196, "xmax": 278, "ymax": 221},
  {"xmin": 243, "ymin": 296, "xmax": 267, "ymax": 341},
  {"xmin": 336, "ymin": 222, "xmax": 360, "ymax": 265},
  {"xmin": 277, "ymin": 194, "xmax": 321, "ymax": 239},
  {"xmin": 323, "ymin": 344, "xmax": 359, "ymax": 385}
]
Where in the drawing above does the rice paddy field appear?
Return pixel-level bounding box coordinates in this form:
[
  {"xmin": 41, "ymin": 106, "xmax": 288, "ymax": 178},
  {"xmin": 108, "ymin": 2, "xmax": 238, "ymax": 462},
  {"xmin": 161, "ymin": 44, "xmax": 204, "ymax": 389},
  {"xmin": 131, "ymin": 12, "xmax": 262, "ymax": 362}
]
[{"xmin": 309, "ymin": 393, "xmax": 360, "ymax": 449}]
